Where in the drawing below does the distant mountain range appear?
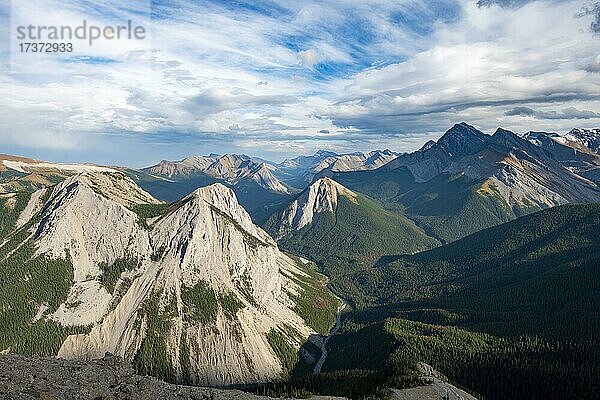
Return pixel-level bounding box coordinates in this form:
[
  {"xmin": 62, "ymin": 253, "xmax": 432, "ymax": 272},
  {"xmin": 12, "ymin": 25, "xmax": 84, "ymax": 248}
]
[
  {"xmin": 128, "ymin": 150, "xmax": 399, "ymax": 224},
  {"xmin": 2, "ymin": 124, "xmax": 599, "ymax": 240},
  {"xmin": 144, "ymin": 153, "xmax": 290, "ymax": 194},
  {"xmin": 1, "ymin": 123, "xmax": 599, "ymax": 399}
]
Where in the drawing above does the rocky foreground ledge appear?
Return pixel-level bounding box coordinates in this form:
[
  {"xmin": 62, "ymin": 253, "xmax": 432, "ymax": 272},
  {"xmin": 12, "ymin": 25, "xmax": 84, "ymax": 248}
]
[{"xmin": 0, "ymin": 354, "xmax": 343, "ymax": 400}]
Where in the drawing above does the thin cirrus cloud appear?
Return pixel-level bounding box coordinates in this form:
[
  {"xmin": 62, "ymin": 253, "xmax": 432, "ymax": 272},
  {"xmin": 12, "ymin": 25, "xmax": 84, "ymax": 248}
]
[
  {"xmin": 0, "ymin": 0, "xmax": 599, "ymax": 166},
  {"xmin": 505, "ymin": 106, "xmax": 600, "ymax": 119}
]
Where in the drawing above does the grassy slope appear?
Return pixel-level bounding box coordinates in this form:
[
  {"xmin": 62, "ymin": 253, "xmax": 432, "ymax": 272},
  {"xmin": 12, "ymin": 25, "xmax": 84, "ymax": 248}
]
[{"xmin": 0, "ymin": 169, "xmax": 66, "ymax": 192}]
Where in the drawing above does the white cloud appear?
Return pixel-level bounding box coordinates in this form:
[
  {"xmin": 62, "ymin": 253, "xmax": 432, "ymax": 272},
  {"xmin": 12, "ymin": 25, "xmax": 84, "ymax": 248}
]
[
  {"xmin": 321, "ymin": 0, "xmax": 600, "ymax": 137},
  {"xmin": 298, "ymin": 49, "xmax": 320, "ymax": 68},
  {"xmin": 0, "ymin": 0, "xmax": 598, "ymax": 164}
]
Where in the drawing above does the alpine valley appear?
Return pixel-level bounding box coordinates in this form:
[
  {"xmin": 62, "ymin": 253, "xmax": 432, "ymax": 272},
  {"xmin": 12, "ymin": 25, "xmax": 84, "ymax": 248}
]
[{"xmin": 1, "ymin": 123, "xmax": 600, "ymax": 400}]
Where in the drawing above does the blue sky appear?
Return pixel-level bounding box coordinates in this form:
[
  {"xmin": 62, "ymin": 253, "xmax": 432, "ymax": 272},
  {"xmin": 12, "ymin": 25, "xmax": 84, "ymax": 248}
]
[{"xmin": 1, "ymin": 0, "xmax": 599, "ymax": 166}]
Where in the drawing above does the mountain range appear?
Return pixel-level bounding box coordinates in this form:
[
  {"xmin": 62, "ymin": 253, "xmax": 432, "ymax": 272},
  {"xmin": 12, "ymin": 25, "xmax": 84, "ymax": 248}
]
[
  {"xmin": 275, "ymin": 149, "xmax": 399, "ymax": 188},
  {"xmin": 325, "ymin": 123, "xmax": 600, "ymax": 242},
  {"xmin": 1, "ymin": 123, "xmax": 599, "ymax": 400},
  {"xmin": 124, "ymin": 150, "xmax": 398, "ymax": 225}
]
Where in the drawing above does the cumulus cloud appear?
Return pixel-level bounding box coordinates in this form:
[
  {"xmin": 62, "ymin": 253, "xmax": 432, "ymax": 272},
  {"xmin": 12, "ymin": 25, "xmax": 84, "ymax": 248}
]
[
  {"xmin": 319, "ymin": 1, "xmax": 600, "ymax": 138},
  {"xmin": 298, "ymin": 49, "xmax": 321, "ymax": 68},
  {"xmin": 184, "ymin": 87, "xmax": 298, "ymax": 117}
]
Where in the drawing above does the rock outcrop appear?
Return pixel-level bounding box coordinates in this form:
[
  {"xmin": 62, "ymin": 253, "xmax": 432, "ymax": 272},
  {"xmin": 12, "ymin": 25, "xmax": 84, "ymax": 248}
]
[
  {"xmin": 0, "ymin": 354, "xmax": 345, "ymax": 400},
  {"xmin": 391, "ymin": 363, "xmax": 477, "ymax": 400}
]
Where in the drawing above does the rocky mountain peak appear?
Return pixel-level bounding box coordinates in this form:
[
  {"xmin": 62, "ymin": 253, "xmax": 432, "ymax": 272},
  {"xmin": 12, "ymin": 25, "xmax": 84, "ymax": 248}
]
[
  {"xmin": 53, "ymin": 171, "xmax": 161, "ymax": 208},
  {"xmin": 563, "ymin": 128, "xmax": 600, "ymax": 153},
  {"xmin": 145, "ymin": 155, "xmax": 217, "ymax": 178},
  {"xmin": 144, "ymin": 154, "xmax": 289, "ymax": 195},
  {"xmin": 418, "ymin": 140, "xmax": 437, "ymax": 152},
  {"xmin": 274, "ymin": 178, "xmax": 356, "ymax": 234},
  {"xmin": 179, "ymin": 183, "xmax": 275, "ymax": 245},
  {"xmin": 491, "ymin": 128, "xmax": 553, "ymax": 162},
  {"xmin": 436, "ymin": 123, "xmax": 489, "ymax": 158},
  {"xmin": 11, "ymin": 176, "xmax": 316, "ymax": 386},
  {"xmin": 315, "ymin": 149, "xmax": 339, "ymax": 157},
  {"xmin": 522, "ymin": 131, "xmax": 560, "ymax": 147}
]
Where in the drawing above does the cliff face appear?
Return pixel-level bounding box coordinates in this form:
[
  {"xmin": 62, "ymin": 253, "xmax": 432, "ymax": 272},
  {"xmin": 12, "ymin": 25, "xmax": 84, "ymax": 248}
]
[{"xmin": 6, "ymin": 171, "xmax": 319, "ymax": 386}]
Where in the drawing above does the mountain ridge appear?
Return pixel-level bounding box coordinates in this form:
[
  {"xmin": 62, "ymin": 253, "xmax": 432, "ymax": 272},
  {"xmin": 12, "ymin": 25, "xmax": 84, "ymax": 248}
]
[
  {"xmin": 144, "ymin": 154, "xmax": 289, "ymax": 195},
  {"xmin": 0, "ymin": 171, "xmax": 337, "ymax": 386},
  {"xmin": 324, "ymin": 123, "xmax": 600, "ymax": 242}
]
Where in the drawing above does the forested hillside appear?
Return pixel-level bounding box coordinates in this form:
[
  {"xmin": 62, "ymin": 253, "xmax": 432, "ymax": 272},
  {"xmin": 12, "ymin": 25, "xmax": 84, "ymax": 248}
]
[
  {"xmin": 265, "ymin": 182, "xmax": 439, "ymax": 280},
  {"xmin": 310, "ymin": 203, "xmax": 600, "ymax": 399}
]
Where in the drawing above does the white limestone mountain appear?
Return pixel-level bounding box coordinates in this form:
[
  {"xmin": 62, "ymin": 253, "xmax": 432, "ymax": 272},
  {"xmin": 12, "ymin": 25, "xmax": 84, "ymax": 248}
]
[
  {"xmin": 272, "ymin": 177, "xmax": 358, "ymax": 236},
  {"xmin": 0, "ymin": 170, "xmax": 334, "ymax": 386},
  {"xmin": 264, "ymin": 177, "xmax": 439, "ymax": 274}
]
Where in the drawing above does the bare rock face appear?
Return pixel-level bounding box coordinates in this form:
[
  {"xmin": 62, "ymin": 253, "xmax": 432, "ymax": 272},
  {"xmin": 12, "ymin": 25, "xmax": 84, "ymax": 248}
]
[
  {"xmin": 384, "ymin": 124, "xmax": 600, "ymax": 212},
  {"xmin": 12, "ymin": 172, "xmax": 318, "ymax": 386},
  {"xmin": 275, "ymin": 177, "xmax": 357, "ymax": 234},
  {"xmin": 0, "ymin": 354, "xmax": 346, "ymax": 400},
  {"xmin": 32, "ymin": 174, "xmax": 156, "ymax": 326},
  {"xmin": 562, "ymin": 128, "xmax": 600, "ymax": 154},
  {"xmin": 391, "ymin": 363, "xmax": 478, "ymax": 400}
]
